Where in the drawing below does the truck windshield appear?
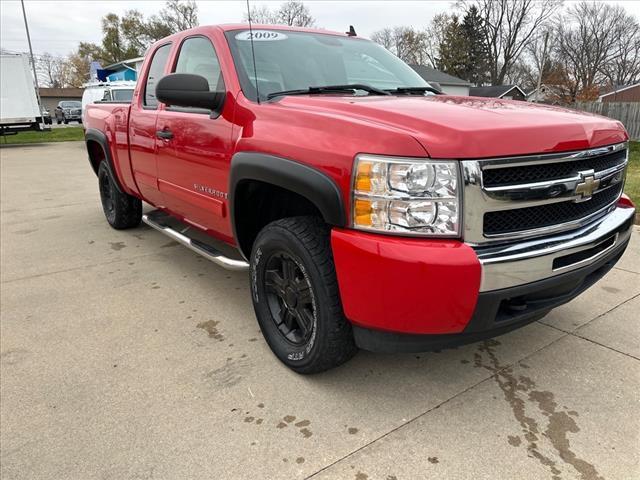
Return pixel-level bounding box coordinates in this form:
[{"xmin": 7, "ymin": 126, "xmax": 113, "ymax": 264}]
[
  {"xmin": 60, "ymin": 101, "xmax": 81, "ymax": 108},
  {"xmin": 225, "ymin": 29, "xmax": 431, "ymax": 102}
]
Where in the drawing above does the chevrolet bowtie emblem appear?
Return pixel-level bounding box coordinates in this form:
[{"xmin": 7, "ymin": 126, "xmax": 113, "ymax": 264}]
[{"xmin": 575, "ymin": 171, "xmax": 600, "ymax": 200}]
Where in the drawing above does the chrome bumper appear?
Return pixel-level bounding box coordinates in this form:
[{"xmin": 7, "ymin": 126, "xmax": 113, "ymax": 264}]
[{"xmin": 475, "ymin": 206, "xmax": 635, "ymax": 291}]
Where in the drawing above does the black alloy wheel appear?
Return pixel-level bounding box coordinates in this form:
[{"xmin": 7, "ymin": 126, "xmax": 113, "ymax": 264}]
[{"xmin": 264, "ymin": 251, "xmax": 316, "ymax": 345}]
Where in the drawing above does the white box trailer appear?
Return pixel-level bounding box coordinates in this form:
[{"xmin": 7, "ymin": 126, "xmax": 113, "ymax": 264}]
[{"xmin": 0, "ymin": 54, "xmax": 46, "ymax": 134}]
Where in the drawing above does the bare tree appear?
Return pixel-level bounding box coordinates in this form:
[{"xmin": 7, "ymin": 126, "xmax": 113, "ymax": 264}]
[
  {"xmin": 554, "ymin": 2, "xmax": 632, "ymax": 101},
  {"xmin": 160, "ymin": 0, "xmax": 198, "ymax": 31},
  {"xmin": 460, "ymin": 0, "xmax": 561, "ymax": 85},
  {"xmin": 602, "ymin": 11, "xmax": 640, "ymax": 87},
  {"xmin": 36, "ymin": 53, "xmax": 70, "ymax": 88},
  {"xmin": 244, "ymin": 1, "xmax": 315, "ymax": 27},
  {"xmin": 371, "ymin": 26, "xmax": 429, "ymax": 65},
  {"xmin": 277, "ymin": 1, "xmax": 315, "ymax": 27},
  {"xmin": 244, "ymin": 5, "xmax": 277, "ymax": 24}
]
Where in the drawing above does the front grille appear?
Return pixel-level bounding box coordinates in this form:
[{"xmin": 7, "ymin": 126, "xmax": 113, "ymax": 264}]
[
  {"xmin": 483, "ymin": 150, "xmax": 626, "ymax": 187},
  {"xmin": 484, "ymin": 183, "xmax": 622, "ymax": 235},
  {"xmin": 462, "ymin": 143, "xmax": 628, "ymax": 245}
]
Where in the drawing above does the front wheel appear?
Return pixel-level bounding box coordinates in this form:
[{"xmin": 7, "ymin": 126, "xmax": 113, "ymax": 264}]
[
  {"xmin": 250, "ymin": 216, "xmax": 357, "ymax": 374},
  {"xmin": 98, "ymin": 161, "xmax": 142, "ymax": 229}
]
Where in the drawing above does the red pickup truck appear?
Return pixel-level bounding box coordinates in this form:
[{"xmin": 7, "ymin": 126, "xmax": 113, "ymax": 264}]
[{"xmin": 84, "ymin": 24, "xmax": 635, "ymax": 373}]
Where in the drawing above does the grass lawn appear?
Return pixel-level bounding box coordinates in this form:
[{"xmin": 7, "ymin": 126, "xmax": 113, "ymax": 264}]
[
  {"xmin": 1, "ymin": 126, "xmax": 84, "ymax": 145},
  {"xmin": 626, "ymin": 141, "xmax": 639, "ymax": 208}
]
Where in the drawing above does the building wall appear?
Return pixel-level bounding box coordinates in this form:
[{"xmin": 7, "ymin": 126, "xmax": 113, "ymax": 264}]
[
  {"xmin": 601, "ymin": 85, "xmax": 640, "ymax": 103},
  {"xmin": 440, "ymin": 85, "xmax": 470, "ymax": 96},
  {"xmin": 39, "ymin": 88, "xmax": 84, "ymax": 113}
]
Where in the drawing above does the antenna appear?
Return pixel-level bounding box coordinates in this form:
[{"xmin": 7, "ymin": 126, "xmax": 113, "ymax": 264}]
[{"xmin": 246, "ymin": 0, "xmax": 260, "ymax": 104}]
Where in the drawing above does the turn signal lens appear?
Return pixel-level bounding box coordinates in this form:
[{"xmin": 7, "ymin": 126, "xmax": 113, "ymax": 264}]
[{"xmin": 355, "ymin": 161, "xmax": 372, "ymax": 192}]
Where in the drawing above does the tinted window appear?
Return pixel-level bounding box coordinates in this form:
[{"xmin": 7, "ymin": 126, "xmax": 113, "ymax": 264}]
[
  {"xmin": 145, "ymin": 43, "xmax": 172, "ymax": 107},
  {"xmin": 113, "ymin": 89, "xmax": 134, "ymax": 102},
  {"xmin": 60, "ymin": 101, "xmax": 81, "ymax": 108},
  {"xmin": 174, "ymin": 36, "xmax": 224, "ymax": 91}
]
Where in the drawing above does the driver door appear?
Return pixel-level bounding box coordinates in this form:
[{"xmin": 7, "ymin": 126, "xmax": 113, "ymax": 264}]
[{"xmin": 155, "ymin": 35, "xmax": 234, "ymax": 239}]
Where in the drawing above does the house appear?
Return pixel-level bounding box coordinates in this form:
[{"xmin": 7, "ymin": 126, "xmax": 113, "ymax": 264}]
[
  {"xmin": 409, "ymin": 65, "xmax": 471, "ymax": 96},
  {"xmin": 526, "ymin": 84, "xmax": 563, "ymax": 104},
  {"xmin": 598, "ymin": 83, "xmax": 640, "ymax": 102},
  {"xmin": 39, "ymin": 87, "xmax": 84, "ymax": 113},
  {"xmin": 469, "ymin": 85, "xmax": 527, "ymax": 101},
  {"xmin": 97, "ymin": 57, "xmax": 145, "ymax": 82}
]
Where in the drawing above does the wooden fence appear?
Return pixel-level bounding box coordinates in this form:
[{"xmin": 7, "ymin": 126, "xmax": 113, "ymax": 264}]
[{"xmin": 572, "ymin": 102, "xmax": 640, "ymax": 141}]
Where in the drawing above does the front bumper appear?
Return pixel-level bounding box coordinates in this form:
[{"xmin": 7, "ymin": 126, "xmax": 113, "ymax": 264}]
[{"xmin": 331, "ymin": 203, "xmax": 635, "ymax": 352}]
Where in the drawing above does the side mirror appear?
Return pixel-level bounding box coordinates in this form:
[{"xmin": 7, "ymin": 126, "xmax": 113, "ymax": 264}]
[{"xmin": 155, "ymin": 73, "xmax": 224, "ymax": 112}]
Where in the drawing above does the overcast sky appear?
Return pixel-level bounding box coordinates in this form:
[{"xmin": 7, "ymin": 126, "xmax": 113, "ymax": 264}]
[{"xmin": 1, "ymin": 0, "xmax": 639, "ymax": 58}]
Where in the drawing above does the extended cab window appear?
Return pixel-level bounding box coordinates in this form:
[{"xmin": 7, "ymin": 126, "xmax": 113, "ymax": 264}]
[
  {"xmin": 144, "ymin": 43, "xmax": 172, "ymax": 107},
  {"xmin": 174, "ymin": 36, "xmax": 224, "ymax": 92}
]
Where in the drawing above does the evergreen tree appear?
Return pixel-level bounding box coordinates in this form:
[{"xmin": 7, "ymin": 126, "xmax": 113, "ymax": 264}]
[
  {"xmin": 461, "ymin": 6, "xmax": 489, "ymax": 86},
  {"xmin": 437, "ymin": 16, "xmax": 468, "ymax": 79}
]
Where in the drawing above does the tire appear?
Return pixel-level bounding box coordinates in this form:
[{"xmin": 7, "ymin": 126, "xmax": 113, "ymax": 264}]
[
  {"xmin": 97, "ymin": 161, "xmax": 142, "ymax": 229},
  {"xmin": 56, "ymin": 118, "xmax": 61, "ymax": 125},
  {"xmin": 64, "ymin": 119, "xmax": 69, "ymax": 124},
  {"xmin": 250, "ymin": 216, "xmax": 357, "ymax": 374},
  {"xmin": 78, "ymin": 119, "xmax": 83, "ymax": 124}
]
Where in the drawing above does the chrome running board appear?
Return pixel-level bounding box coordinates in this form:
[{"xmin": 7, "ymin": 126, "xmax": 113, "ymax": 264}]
[{"xmin": 142, "ymin": 210, "xmax": 249, "ymax": 271}]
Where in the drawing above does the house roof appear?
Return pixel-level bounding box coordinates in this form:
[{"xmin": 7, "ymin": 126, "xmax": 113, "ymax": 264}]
[
  {"xmin": 598, "ymin": 83, "xmax": 640, "ymax": 100},
  {"xmin": 103, "ymin": 57, "xmax": 145, "ymax": 71},
  {"xmin": 409, "ymin": 65, "xmax": 472, "ymax": 86},
  {"xmin": 469, "ymin": 85, "xmax": 526, "ymax": 98},
  {"xmin": 39, "ymin": 87, "xmax": 84, "ymax": 98}
]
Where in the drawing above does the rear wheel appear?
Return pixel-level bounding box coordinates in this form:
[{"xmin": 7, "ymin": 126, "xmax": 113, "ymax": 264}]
[
  {"xmin": 98, "ymin": 161, "xmax": 142, "ymax": 229},
  {"xmin": 250, "ymin": 216, "xmax": 357, "ymax": 374}
]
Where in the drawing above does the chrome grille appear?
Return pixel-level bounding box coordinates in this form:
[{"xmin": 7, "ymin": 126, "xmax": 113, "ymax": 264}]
[{"xmin": 462, "ymin": 142, "xmax": 628, "ymax": 245}]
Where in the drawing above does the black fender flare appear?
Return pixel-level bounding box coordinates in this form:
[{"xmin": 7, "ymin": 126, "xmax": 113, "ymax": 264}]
[
  {"xmin": 229, "ymin": 152, "xmax": 347, "ymax": 240},
  {"xmin": 85, "ymin": 128, "xmax": 125, "ymax": 193}
]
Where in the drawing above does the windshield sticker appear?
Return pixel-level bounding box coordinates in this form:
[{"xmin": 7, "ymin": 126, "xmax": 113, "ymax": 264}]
[{"xmin": 235, "ymin": 30, "xmax": 288, "ymax": 41}]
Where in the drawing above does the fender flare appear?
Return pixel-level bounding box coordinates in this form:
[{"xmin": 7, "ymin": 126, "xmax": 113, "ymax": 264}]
[
  {"xmin": 85, "ymin": 128, "xmax": 125, "ymax": 193},
  {"xmin": 229, "ymin": 152, "xmax": 347, "ymax": 239}
]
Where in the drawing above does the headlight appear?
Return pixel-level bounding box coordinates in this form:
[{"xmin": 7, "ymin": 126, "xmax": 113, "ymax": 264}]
[{"xmin": 352, "ymin": 154, "xmax": 460, "ymax": 236}]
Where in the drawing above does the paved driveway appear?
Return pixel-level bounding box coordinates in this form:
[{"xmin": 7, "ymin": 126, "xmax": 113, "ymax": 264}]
[{"xmin": 1, "ymin": 142, "xmax": 638, "ymax": 480}]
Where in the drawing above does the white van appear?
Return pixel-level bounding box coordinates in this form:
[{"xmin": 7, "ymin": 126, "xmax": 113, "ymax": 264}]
[{"xmin": 81, "ymin": 81, "xmax": 136, "ymax": 121}]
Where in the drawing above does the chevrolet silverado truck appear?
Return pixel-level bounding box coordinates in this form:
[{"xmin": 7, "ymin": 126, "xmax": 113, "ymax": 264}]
[{"xmin": 84, "ymin": 24, "xmax": 636, "ymax": 373}]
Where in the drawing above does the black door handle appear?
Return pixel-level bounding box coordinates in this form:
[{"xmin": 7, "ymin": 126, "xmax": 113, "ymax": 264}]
[{"xmin": 156, "ymin": 129, "xmax": 173, "ymax": 140}]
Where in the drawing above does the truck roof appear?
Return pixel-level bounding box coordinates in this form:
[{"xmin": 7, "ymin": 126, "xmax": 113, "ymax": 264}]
[{"xmin": 170, "ymin": 23, "xmax": 355, "ymax": 38}]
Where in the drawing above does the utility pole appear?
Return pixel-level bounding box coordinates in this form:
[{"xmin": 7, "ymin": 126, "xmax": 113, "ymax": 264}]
[
  {"xmin": 21, "ymin": 0, "xmax": 44, "ymax": 124},
  {"xmin": 534, "ymin": 31, "xmax": 550, "ymax": 103}
]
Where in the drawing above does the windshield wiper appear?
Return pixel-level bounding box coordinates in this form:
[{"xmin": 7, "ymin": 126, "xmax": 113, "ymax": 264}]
[
  {"xmin": 385, "ymin": 86, "xmax": 442, "ymax": 95},
  {"xmin": 267, "ymin": 84, "xmax": 391, "ymax": 100}
]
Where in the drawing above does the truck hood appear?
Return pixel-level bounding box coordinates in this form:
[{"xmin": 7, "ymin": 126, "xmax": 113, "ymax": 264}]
[{"xmin": 273, "ymin": 95, "xmax": 628, "ymax": 158}]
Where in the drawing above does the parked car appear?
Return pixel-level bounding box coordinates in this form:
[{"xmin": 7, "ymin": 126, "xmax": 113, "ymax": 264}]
[
  {"xmin": 55, "ymin": 101, "xmax": 82, "ymax": 124},
  {"xmin": 84, "ymin": 25, "xmax": 636, "ymax": 373}
]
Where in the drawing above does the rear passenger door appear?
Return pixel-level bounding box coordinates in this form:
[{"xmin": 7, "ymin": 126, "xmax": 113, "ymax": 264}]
[
  {"xmin": 128, "ymin": 42, "xmax": 172, "ymax": 207},
  {"xmin": 155, "ymin": 35, "xmax": 235, "ymax": 240}
]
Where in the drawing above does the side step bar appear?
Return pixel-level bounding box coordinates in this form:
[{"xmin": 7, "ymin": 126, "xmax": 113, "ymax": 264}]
[{"xmin": 142, "ymin": 210, "xmax": 249, "ymax": 271}]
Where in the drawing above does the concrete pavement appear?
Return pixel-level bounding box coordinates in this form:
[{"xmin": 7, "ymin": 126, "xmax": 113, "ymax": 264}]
[{"xmin": 1, "ymin": 142, "xmax": 638, "ymax": 480}]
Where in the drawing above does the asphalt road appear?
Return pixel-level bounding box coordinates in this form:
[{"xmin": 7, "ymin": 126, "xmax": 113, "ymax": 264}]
[{"xmin": 1, "ymin": 142, "xmax": 639, "ymax": 480}]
